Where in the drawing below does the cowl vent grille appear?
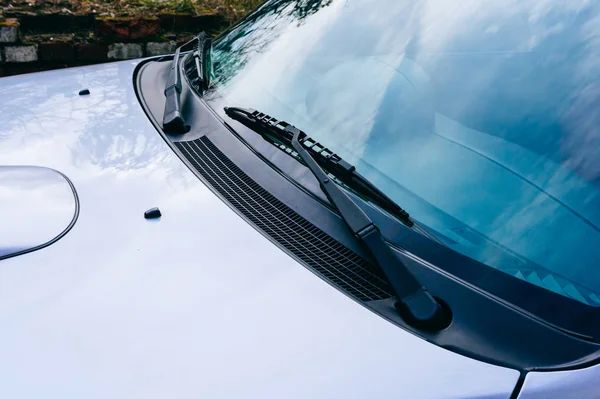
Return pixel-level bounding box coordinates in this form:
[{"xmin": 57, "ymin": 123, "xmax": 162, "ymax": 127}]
[{"xmin": 175, "ymin": 136, "xmax": 393, "ymax": 302}]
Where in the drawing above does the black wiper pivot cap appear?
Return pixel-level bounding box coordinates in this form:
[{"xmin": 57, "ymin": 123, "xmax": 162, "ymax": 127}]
[{"xmin": 395, "ymin": 292, "xmax": 452, "ymax": 331}]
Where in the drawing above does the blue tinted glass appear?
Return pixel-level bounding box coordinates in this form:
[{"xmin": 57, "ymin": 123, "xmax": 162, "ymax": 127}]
[{"xmin": 207, "ymin": 0, "xmax": 600, "ymax": 306}]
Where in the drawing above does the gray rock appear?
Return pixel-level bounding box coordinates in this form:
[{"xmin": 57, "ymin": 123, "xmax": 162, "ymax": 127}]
[
  {"xmin": 107, "ymin": 43, "xmax": 143, "ymax": 60},
  {"xmin": 0, "ymin": 25, "xmax": 19, "ymax": 43},
  {"xmin": 5, "ymin": 46, "xmax": 38, "ymax": 63},
  {"xmin": 146, "ymin": 42, "xmax": 177, "ymax": 57}
]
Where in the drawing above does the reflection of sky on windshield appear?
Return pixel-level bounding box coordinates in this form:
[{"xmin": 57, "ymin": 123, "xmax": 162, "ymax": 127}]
[
  {"xmin": 417, "ymin": 0, "xmax": 588, "ymax": 51},
  {"xmin": 208, "ymin": 0, "xmax": 600, "ymax": 303}
]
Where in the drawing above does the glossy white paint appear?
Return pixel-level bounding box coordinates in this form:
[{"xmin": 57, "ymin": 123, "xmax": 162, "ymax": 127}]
[
  {"xmin": 517, "ymin": 364, "xmax": 600, "ymax": 399},
  {"xmin": 0, "ymin": 62, "xmax": 520, "ymax": 398},
  {"xmin": 0, "ymin": 165, "xmax": 77, "ymax": 259}
]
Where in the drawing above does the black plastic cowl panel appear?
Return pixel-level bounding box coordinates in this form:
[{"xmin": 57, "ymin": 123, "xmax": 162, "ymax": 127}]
[{"xmin": 175, "ymin": 136, "xmax": 393, "ymax": 302}]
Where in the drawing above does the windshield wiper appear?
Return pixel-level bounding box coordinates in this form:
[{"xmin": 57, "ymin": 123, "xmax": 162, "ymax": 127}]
[
  {"xmin": 223, "ymin": 108, "xmax": 447, "ymax": 247},
  {"xmin": 163, "ymin": 32, "xmax": 212, "ymax": 134},
  {"xmin": 224, "ymin": 108, "xmax": 414, "ymax": 226},
  {"xmin": 224, "ymin": 106, "xmax": 450, "ymax": 331}
]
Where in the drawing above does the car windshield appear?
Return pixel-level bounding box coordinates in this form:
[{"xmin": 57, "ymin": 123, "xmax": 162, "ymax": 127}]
[{"xmin": 205, "ymin": 0, "xmax": 600, "ymax": 307}]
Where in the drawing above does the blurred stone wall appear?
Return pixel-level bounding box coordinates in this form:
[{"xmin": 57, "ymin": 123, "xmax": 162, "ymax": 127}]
[{"xmin": 0, "ymin": 10, "xmax": 233, "ymax": 76}]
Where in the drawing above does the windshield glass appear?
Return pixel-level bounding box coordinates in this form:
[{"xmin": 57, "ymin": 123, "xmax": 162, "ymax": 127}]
[{"xmin": 205, "ymin": 0, "xmax": 600, "ymax": 307}]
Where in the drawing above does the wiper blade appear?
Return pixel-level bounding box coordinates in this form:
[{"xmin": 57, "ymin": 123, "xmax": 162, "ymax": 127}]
[
  {"xmin": 186, "ymin": 32, "xmax": 213, "ymax": 94},
  {"xmin": 162, "ymin": 32, "xmax": 212, "ymax": 134},
  {"xmin": 224, "ymin": 108, "xmax": 413, "ymax": 227},
  {"xmin": 225, "ymin": 106, "xmax": 449, "ymax": 331},
  {"xmin": 162, "ymin": 44, "xmax": 185, "ymax": 133}
]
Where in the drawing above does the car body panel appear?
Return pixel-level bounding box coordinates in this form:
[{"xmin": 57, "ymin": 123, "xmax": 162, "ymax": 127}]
[
  {"xmin": 0, "ymin": 62, "xmax": 523, "ymax": 398},
  {"xmin": 517, "ymin": 364, "xmax": 600, "ymax": 399}
]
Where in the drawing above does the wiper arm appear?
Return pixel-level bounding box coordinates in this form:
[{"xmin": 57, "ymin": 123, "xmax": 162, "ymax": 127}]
[
  {"xmin": 225, "ymin": 106, "xmax": 449, "ymax": 331},
  {"xmin": 162, "ymin": 32, "xmax": 212, "ymax": 134}
]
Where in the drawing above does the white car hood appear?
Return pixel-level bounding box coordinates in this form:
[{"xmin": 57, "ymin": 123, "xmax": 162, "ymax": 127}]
[{"xmin": 0, "ymin": 62, "xmax": 519, "ymax": 398}]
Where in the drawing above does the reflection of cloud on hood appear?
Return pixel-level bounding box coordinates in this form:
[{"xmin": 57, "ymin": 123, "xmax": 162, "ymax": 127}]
[{"xmin": 0, "ymin": 62, "xmax": 190, "ymax": 188}]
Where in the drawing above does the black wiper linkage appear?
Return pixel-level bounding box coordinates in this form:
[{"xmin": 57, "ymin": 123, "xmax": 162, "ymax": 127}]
[
  {"xmin": 225, "ymin": 106, "xmax": 449, "ymax": 331},
  {"xmin": 163, "ymin": 32, "xmax": 212, "ymax": 134}
]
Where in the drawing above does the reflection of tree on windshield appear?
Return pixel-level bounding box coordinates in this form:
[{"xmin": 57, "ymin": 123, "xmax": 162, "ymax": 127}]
[
  {"xmin": 244, "ymin": 0, "xmax": 332, "ymax": 24},
  {"xmin": 289, "ymin": 0, "xmax": 333, "ymax": 20},
  {"xmin": 212, "ymin": 0, "xmax": 332, "ymax": 86}
]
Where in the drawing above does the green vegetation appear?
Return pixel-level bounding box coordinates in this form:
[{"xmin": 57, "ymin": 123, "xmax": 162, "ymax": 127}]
[
  {"xmin": 1, "ymin": 0, "xmax": 266, "ymax": 18},
  {"xmin": 110, "ymin": 0, "xmax": 266, "ymax": 16}
]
